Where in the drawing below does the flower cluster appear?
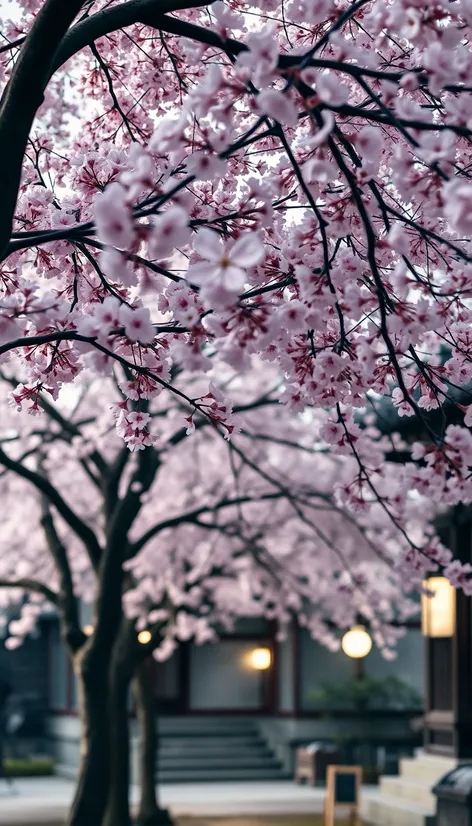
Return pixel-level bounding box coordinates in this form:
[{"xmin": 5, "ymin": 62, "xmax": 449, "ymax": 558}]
[{"xmin": 0, "ymin": 0, "xmax": 472, "ymax": 595}]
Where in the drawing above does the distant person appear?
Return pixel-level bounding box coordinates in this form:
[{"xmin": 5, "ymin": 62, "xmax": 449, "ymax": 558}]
[{"xmin": 0, "ymin": 678, "xmax": 14, "ymax": 792}]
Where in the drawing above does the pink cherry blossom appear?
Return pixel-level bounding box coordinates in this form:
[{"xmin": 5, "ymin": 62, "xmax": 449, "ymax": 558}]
[
  {"xmin": 93, "ymin": 183, "xmax": 134, "ymax": 250},
  {"xmin": 188, "ymin": 229, "xmax": 264, "ymax": 292},
  {"xmin": 316, "ymin": 71, "xmax": 350, "ymax": 107},
  {"xmin": 119, "ymin": 305, "xmax": 155, "ymax": 343},
  {"xmin": 443, "ymin": 179, "xmax": 472, "ymax": 236},
  {"xmin": 258, "ymin": 90, "xmax": 299, "ymax": 127},
  {"xmin": 186, "ymin": 151, "xmax": 227, "ymax": 181},
  {"xmin": 235, "ymin": 25, "xmax": 279, "ymax": 83},
  {"xmin": 150, "ymin": 206, "xmax": 191, "ymax": 259},
  {"xmin": 0, "ymin": 0, "xmax": 470, "ymax": 630}
]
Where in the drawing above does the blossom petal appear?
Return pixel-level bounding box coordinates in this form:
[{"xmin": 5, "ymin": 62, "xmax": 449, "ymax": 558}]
[
  {"xmin": 230, "ymin": 234, "xmax": 264, "ymax": 268},
  {"xmin": 187, "ymin": 261, "xmax": 219, "ymax": 285},
  {"xmin": 193, "ymin": 228, "xmax": 223, "ymax": 262},
  {"xmin": 258, "ymin": 90, "xmax": 299, "ymax": 127},
  {"xmin": 220, "ymin": 264, "xmax": 247, "ymax": 291}
]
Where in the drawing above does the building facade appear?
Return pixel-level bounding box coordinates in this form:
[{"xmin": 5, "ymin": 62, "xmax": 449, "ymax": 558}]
[{"xmin": 2, "ymin": 613, "xmax": 426, "ymax": 781}]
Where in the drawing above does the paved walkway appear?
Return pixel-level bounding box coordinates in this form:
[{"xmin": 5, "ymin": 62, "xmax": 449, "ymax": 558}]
[{"xmin": 0, "ymin": 777, "xmax": 380, "ymax": 824}]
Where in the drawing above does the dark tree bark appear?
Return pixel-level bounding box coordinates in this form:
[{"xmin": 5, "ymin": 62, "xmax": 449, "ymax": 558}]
[
  {"xmin": 68, "ymin": 650, "xmax": 111, "ymax": 826},
  {"xmin": 134, "ymin": 660, "xmax": 174, "ymax": 826},
  {"xmin": 0, "ymin": 0, "xmax": 85, "ymax": 258},
  {"xmin": 102, "ymin": 652, "xmax": 134, "ymax": 826}
]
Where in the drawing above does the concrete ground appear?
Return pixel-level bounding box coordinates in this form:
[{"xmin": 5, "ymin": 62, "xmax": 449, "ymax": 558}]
[
  {"xmin": 0, "ymin": 778, "xmax": 380, "ymax": 825},
  {"xmin": 180, "ymin": 818, "xmax": 332, "ymax": 825}
]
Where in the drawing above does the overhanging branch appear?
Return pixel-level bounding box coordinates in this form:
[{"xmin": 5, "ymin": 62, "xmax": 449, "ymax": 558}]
[
  {"xmin": 0, "ymin": 446, "xmax": 102, "ymax": 568},
  {"xmin": 0, "ymin": 577, "xmax": 58, "ymax": 604},
  {"xmin": 51, "ymin": 0, "xmax": 217, "ymax": 75},
  {"xmin": 0, "ymin": 0, "xmax": 85, "ymax": 258}
]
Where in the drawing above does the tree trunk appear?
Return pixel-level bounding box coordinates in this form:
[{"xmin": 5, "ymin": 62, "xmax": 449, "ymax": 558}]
[
  {"xmin": 67, "ymin": 652, "xmax": 110, "ymax": 826},
  {"xmin": 134, "ymin": 659, "xmax": 174, "ymax": 826},
  {"xmin": 102, "ymin": 653, "xmax": 134, "ymax": 826}
]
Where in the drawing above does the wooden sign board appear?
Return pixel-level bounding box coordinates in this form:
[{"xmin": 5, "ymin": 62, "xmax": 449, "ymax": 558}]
[{"xmin": 323, "ymin": 765, "xmax": 362, "ymax": 826}]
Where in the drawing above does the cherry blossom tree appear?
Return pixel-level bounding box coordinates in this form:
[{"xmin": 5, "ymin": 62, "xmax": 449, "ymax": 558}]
[
  {"xmin": 0, "ymin": 0, "xmax": 470, "ymax": 587},
  {"xmin": 0, "ymin": 363, "xmax": 425, "ymax": 826},
  {"xmin": 0, "ymin": 0, "xmax": 472, "ymax": 821}
]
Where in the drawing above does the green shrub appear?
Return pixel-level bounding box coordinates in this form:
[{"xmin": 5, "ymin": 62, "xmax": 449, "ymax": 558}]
[
  {"xmin": 4, "ymin": 757, "xmax": 55, "ymax": 777},
  {"xmin": 310, "ymin": 675, "xmax": 423, "ymax": 712}
]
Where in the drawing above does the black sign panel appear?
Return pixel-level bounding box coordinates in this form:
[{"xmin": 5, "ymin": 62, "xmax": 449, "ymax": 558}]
[{"xmin": 334, "ymin": 771, "xmax": 357, "ymax": 804}]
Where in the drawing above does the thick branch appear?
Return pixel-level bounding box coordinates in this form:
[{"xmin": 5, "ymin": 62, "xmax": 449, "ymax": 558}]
[
  {"xmin": 102, "ymin": 444, "xmax": 132, "ymax": 525},
  {"xmin": 106, "ymin": 447, "xmax": 159, "ymax": 551},
  {"xmin": 0, "ymin": 0, "xmax": 85, "ymax": 257},
  {"xmin": 0, "ymin": 446, "xmax": 102, "ymax": 568},
  {"xmin": 41, "ymin": 500, "xmax": 86, "ymax": 652},
  {"xmin": 89, "ymin": 447, "xmax": 159, "ymax": 656},
  {"xmin": 51, "ymin": 0, "xmax": 217, "ymax": 75},
  {"xmin": 0, "ymin": 577, "xmax": 58, "ymax": 604}
]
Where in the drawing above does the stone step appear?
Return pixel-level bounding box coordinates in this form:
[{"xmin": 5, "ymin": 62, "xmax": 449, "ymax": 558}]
[
  {"xmin": 380, "ymin": 776, "xmax": 436, "ymax": 809},
  {"xmin": 136, "ymin": 719, "xmax": 284, "ymax": 784},
  {"xmin": 158, "ymin": 737, "xmax": 267, "ymax": 750},
  {"xmin": 399, "ymin": 754, "xmax": 457, "ymax": 785},
  {"xmin": 157, "ymin": 729, "xmax": 260, "ymax": 740},
  {"xmin": 361, "ymin": 793, "xmax": 436, "ymax": 826},
  {"xmin": 157, "ymin": 766, "xmax": 290, "ymax": 783},
  {"xmin": 157, "ymin": 718, "xmax": 258, "ymax": 733},
  {"xmin": 159, "ymin": 745, "xmax": 272, "ymax": 757},
  {"xmin": 158, "ymin": 755, "xmax": 282, "ymax": 770}
]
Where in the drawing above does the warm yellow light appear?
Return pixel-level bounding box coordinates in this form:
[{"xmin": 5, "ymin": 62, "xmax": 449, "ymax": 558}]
[
  {"xmin": 138, "ymin": 630, "xmax": 152, "ymax": 645},
  {"xmin": 341, "ymin": 625, "xmax": 372, "ymax": 659},
  {"xmin": 83, "ymin": 624, "xmax": 94, "ymax": 636},
  {"xmin": 249, "ymin": 647, "xmax": 272, "ymax": 670},
  {"xmin": 422, "ymin": 577, "xmax": 456, "ymax": 638}
]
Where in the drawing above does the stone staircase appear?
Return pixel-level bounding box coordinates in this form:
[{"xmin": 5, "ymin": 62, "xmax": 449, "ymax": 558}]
[
  {"xmin": 361, "ymin": 751, "xmax": 458, "ymax": 826},
  {"xmin": 153, "ymin": 717, "xmax": 289, "ymax": 783}
]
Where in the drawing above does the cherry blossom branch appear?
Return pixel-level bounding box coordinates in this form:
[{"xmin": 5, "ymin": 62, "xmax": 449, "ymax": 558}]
[
  {"xmin": 40, "ymin": 500, "xmax": 87, "ymax": 652},
  {"xmin": 89, "ymin": 43, "xmax": 142, "ymax": 142},
  {"xmin": 0, "ymin": 0, "xmax": 85, "ymax": 257},
  {"xmin": 52, "ymin": 6, "xmax": 228, "ymax": 78},
  {"xmin": 102, "ymin": 445, "xmax": 134, "ymax": 526},
  {"xmin": 0, "ymin": 577, "xmax": 58, "ymax": 604},
  {"xmin": 0, "ymin": 369, "xmax": 108, "ymax": 477},
  {"xmin": 130, "ymin": 490, "xmax": 290, "ymax": 556},
  {"xmin": 107, "ymin": 446, "xmax": 159, "ymax": 555},
  {"xmin": 0, "ymin": 446, "xmax": 102, "ymax": 568}
]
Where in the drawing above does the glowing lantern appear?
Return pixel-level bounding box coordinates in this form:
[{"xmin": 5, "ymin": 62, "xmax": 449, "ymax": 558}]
[
  {"xmin": 341, "ymin": 625, "xmax": 372, "ymax": 659},
  {"xmin": 249, "ymin": 647, "xmax": 272, "ymax": 670},
  {"xmin": 422, "ymin": 577, "xmax": 456, "ymax": 638}
]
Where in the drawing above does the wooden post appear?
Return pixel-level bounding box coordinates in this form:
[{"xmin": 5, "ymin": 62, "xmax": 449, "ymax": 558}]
[
  {"xmin": 323, "ymin": 765, "xmax": 362, "ymax": 826},
  {"xmin": 424, "ymin": 508, "xmax": 472, "ymax": 758}
]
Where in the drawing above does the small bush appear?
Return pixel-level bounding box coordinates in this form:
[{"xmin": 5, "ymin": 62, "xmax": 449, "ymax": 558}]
[{"xmin": 4, "ymin": 757, "xmax": 55, "ymax": 777}]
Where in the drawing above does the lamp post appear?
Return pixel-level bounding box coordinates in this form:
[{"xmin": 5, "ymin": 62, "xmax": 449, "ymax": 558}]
[
  {"xmin": 342, "ymin": 625, "xmax": 372, "ymax": 680},
  {"xmin": 246, "ymin": 645, "xmax": 274, "ymax": 712}
]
